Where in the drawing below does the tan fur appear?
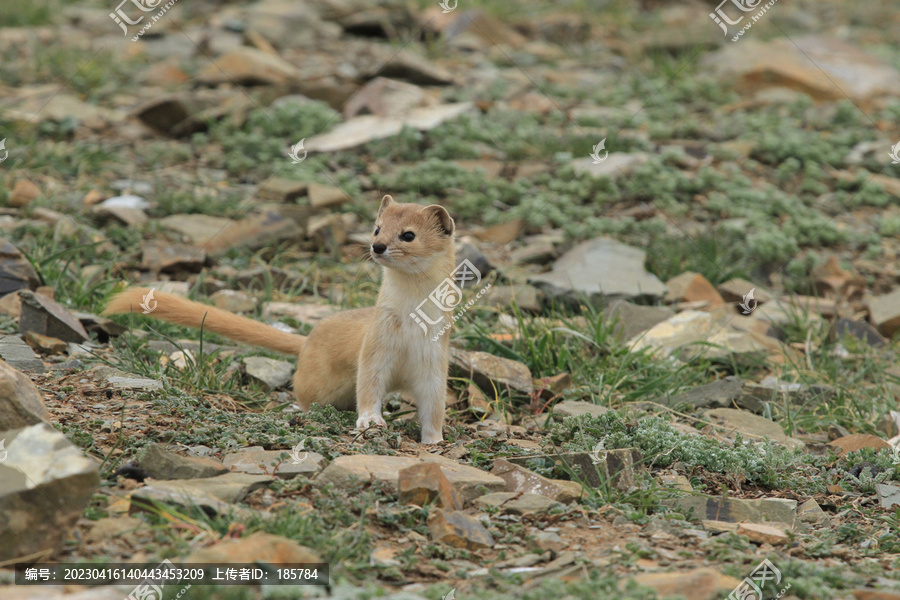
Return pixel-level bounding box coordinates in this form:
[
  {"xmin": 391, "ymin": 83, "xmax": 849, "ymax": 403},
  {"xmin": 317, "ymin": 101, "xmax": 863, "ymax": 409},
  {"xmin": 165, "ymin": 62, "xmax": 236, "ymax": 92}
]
[{"xmin": 103, "ymin": 195, "xmax": 456, "ymax": 444}]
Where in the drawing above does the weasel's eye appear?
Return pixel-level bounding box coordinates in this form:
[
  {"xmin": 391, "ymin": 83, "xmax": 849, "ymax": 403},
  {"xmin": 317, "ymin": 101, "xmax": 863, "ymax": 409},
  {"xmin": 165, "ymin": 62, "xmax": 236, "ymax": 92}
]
[
  {"xmin": 374, "ymin": 226, "xmax": 380, "ymax": 235},
  {"xmin": 400, "ymin": 231, "xmax": 416, "ymax": 242}
]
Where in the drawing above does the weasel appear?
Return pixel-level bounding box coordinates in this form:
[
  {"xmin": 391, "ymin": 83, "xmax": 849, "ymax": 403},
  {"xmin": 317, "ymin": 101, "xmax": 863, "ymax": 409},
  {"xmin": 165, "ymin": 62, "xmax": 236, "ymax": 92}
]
[{"xmin": 103, "ymin": 195, "xmax": 456, "ymax": 444}]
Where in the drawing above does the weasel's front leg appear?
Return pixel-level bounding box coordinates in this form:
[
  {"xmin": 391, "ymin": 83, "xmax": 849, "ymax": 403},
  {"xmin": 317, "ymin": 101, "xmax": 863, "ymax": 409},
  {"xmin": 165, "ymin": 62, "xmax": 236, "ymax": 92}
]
[
  {"xmin": 412, "ymin": 374, "xmax": 446, "ymax": 444},
  {"xmin": 355, "ymin": 347, "xmax": 389, "ymax": 430}
]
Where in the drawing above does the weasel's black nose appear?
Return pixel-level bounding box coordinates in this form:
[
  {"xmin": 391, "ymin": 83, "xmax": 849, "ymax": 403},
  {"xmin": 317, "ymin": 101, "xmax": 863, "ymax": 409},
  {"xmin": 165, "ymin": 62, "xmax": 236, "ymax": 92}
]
[{"xmin": 372, "ymin": 243, "xmax": 387, "ymax": 254}]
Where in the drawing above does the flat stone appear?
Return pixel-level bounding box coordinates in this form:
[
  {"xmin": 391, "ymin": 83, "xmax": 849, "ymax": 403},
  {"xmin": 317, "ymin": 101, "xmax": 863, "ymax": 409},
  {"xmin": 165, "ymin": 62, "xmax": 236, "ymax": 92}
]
[
  {"xmin": 131, "ymin": 472, "xmax": 273, "ymax": 516},
  {"xmin": 627, "ymin": 568, "xmax": 741, "ymax": 600},
  {"xmin": 798, "ymin": 498, "xmax": 828, "ymax": 523},
  {"xmin": 211, "ymin": 289, "xmax": 257, "ymax": 313},
  {"xmin": 0, "ymin": 423, "xmax": 100, "ymax": 562},
  {"xmin": 306, "ymin": 103, "xmax": 475, "ymax": 152},
  {"xmin": 262, "ymin": 302, "xmax": 336, "ymax": 324},
  {"xmin": 534, "ymin": 373, "xmax": 573, "ymax": 401},
  {"xmin": 868, "ymin": 288, "xmax": 900, "ymax": 339},
  {"xmin": 8, "ymin": 179, "xmax": 40, "ymax": 208},
  {"xmin": 257, "ymin": 178, "xmax": 310, "ymax": 203},
  {"xmin": 140, "ymin": 240, "xmax": 205, "ymax": 273},
  {"xmin": 665, "ymin": 377, "xmax": 765, "ymax": 413},
  {"xmin": 828, "ymin": 434, "xmax": 891, "ymax": 456},
  {"xmin": 876, "ymin": 484, "xmax": 900, "ymax": 510},
  {"xmin": 552, "ymin": 400, "xmax": 609, "ymax": 419},
  {"xmin": 398, "ymin": 462, "xmax": 462, "ymax": 510},
  {"xmin": 427, "ymin": 509, "xmax": 494, "ymax": 550},
  {"xmin": 484, "ymin": 285, "xmax": 543, "ymax": 312},
  {"xmin": 704, "ymin": 408, "xmax": 801, "ymax": 449},
  {"xmin": 833, "ymin": 318, "xmax": 887, "ymax": 347},
  {"xmin": 663, "ymin": 496, "xmax": 798, "ymax": 527},
  {"xmin": 0, "ymin": 358, "xmax": 49, "ymax": 430},
  {"xmin": 223, "ymin": 446, "xmax": 326, "ymax": 479},
  {"xmin": 24, "ymin": 332, "xmax": 67, "ymax": 355},
  {"xmin": 472, "ymin": 218, "xmax": 525, "ymax": 245},
  {"xmin": 508, "ymin": 242, "xmax": 557, "ymax": 265},
  {"xmin": 450, "ymin": 348, "xmax": 533, "ymax": 396},
  {"xmin": 737, "ymin": 522, "xmax": 789, "ymax": 545},
  {"xmin": 664, "ymin": 272, "xmax": 725, "ymax": 307},
  {"xmin": 0, "ymin": 336, "xmax": 45, "ymax": 373},
  {"xmin": 474, "ymin": 492, "xmax": 561, "ymax": 516},
  {"xmin": 572, "ymin": 148, "xmax": 652, "ymax": 178},
  {"xmin": 307, "ymin": 183, "xmax": 351, "ymax": 209},
  {"xmin": 138, "ymin": 443, "xmax": 229, "ymax": 480},
  {"xmin": 344, "ymin": 76, "xmax": 426, "ymax": 119},
  {"xmin": 313, "ymin": 454, "xmax": 505, "ymax": 503},
  {"xmin": 84, "ymin": 515, "xmax": 147, "ymax": 544},
  {"xmin": 159, "ymin": 210, "xmax": 302, "ymax": 257},
  {"xmin": 106, "ymin": 376, "xmax": 163, "ymax": 391},
  {"xmin": 18, "ymin": 290, "xmax": 89, "ymax": 343},
  {"xmin": 198, "ymin": 47, "xmax": 301, "ymax": 85},
  {"xmin": 701, "ymin": 36, "xmax": 900, "ymax": 105},
  {"xmin": 629, "ymin": 310, "xmax": 773, "ymax": 363},
  {"xmin": 186, "ymin": 531, "xmax": 321, "ymax": 563},
  {"xmin": 373, "ymin": 50, "xmax": 454, "ymax": 86},
  {"xmin": 0, "ymin": 239, "xmax": 39, "ymax": 297},
  {"xmin": 491, "ymin": 459, "xmax": 581, "ymax": 503},
  {"xmin": 243, "ymin": 356, "xmax": 294, "ymax": 389},
  {"xmin": 602, "ymin": 300, "xmax": 674, "ymax": 341},
  {"xmin": 531, "ymin": 237, "xmax": 666, "ymax": 306}
]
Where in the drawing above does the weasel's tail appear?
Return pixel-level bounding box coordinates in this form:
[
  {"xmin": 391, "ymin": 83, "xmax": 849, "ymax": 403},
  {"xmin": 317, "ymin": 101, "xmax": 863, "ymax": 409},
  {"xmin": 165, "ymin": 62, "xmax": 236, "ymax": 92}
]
[{"xmin": 102, "ymin": 287, "xmax": 306, "ymax": 355}]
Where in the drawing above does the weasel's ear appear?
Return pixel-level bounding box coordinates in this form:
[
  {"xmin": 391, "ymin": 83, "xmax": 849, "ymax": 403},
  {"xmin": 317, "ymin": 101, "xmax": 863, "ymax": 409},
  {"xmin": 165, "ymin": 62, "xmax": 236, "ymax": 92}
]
[
  {"xmin": 421, "ymin": 204, "xmax": 454, "ymax": 237},
  {"xmin": 378, "ymin": 195, "xmax": 395, "ymax": 217}
]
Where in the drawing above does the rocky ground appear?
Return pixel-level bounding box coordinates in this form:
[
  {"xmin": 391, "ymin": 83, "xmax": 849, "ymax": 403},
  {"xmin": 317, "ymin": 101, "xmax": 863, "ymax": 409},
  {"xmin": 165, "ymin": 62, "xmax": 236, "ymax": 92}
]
[{"xmin": 1, "ymin": 0, "xmax": 900, "ymax": 598}]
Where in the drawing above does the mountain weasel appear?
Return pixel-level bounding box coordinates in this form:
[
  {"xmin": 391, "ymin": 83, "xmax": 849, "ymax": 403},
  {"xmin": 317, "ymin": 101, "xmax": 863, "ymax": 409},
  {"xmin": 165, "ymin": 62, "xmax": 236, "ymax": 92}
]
[{"xmin": 104, "ymin": 195, "xmax": 456, "ymax": 444}]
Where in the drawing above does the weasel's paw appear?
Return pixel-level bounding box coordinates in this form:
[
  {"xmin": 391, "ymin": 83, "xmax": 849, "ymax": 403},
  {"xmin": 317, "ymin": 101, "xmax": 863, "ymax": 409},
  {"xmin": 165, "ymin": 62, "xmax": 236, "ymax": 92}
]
[
  {"xmin": 420, "ymin": 432, "xmax": 443, "ymax": 445},
  {"xmin": 356, "ymin": 414, "xmax": 387, "ymax": 430}
]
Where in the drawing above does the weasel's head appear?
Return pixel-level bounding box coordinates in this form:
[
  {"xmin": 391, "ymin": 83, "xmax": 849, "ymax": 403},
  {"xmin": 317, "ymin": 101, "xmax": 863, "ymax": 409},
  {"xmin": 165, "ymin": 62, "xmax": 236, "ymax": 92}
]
[{"xmin": 369, "ymin": 195, "xmax": 455, "ymax": 274}]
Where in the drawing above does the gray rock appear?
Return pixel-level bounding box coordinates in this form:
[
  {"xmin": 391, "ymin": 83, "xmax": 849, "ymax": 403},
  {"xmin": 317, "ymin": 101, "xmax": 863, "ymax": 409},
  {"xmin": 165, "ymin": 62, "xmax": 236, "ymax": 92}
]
[
  {"xmin": 456, "ymin": 242, "xmax": 492, "ymax": 279},
  {"xmin": 552, "ymin": 400, "xmax": 609, "ymax": 419},
  {"xmin": 665, "ymin": 377, "xmax": 764, "ymax": 413},
  {"xmin": 833, "ymin": 318, "xmax": 887, "ymax": 347},
  {"xmin": 571, "ymin": 152, "xmax": 651, "ymax": 180},
  {"xmin": 602, "ymin": 300, "xmax": 674, "ymax": 341},
  {"xmin": 106, "ymin": 376, "xmax": 163, "ymax": 391},
  {"xmin": 313, "ymin": 454, "xmax": 505, "ymax": 503},
  {"xmin": 507, "ymin": 449, "xmax": 643, "ymax": 491},
  {"xmin": 474, "ymin": 492, "xmax": 561, "ymax": 516},
  {"xmin": 531, "ymin": 238, "xmax": 666, "ymax": 306},
  {"xmin": 243, "ymin": 356, "xmax": 294, "ymax": 389},
  {"xmin": 0, "ymin": 423, "xmax": 100, "ymax": 561},
  {"xmin": 484, "ymin": 285, "xmax": 542, "ymax": 312},
  {"xmin": 427, "ymin": 509, "xmax": 494, "ymax": 550},
  {"xmin": 160, "ymin": 209, "xmax": 302, "ymax": 257},
  {"xmin": 449, "ymin": 348, "xmax": 533, "ymax": 396},
  {"xmin": 371, "ymin": 50, "xmax": 454, "ymax": 86},
  {"xmin": 305, "ymin": 103, "xmax": 475, "ymax": 152},
  {"xmin": 798, "ymin": 498, "xmax": 828, "ymax": 523},
  {"xmin": 0, "ymin": 239, "xmax": 39, "ymax": 297},
  {"xmin": 344, "ymin": 77, "xmax": 426, "ymax": 119},
  {"xmin": 223, "ymin": 446, "xmax": 326, "ymax": 479},
  {"xmin": 141, "ymin": 240, "xmax": 206, "ymax": 274},
  {"xmin": 0, "ymin": 335, "xmax": 45, "ymax": 373},
  {"xmin": 138, "ymin": 443, "xmax": 229, "ymax": 480},
  {"xmin": 131, "ymin": 473, "xmax": 274, "ymax": 516},
  {"xmin": 876, "ymin": 484, "xmax": 900, "ymax": 510},
  {"xmin": 703, "ymin": 408, "xmax": 803, "ymax": 449},
  {"xmin": 664, "ymin": 496, "xmax": 798, "ymax": 528},
  {"xmin": 18, "ymin": 290, "xmax": 89, "ymax": 343},
  {"xmin": 0, "ymin": 358, "xmax": 49, "ymax": 430}
]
